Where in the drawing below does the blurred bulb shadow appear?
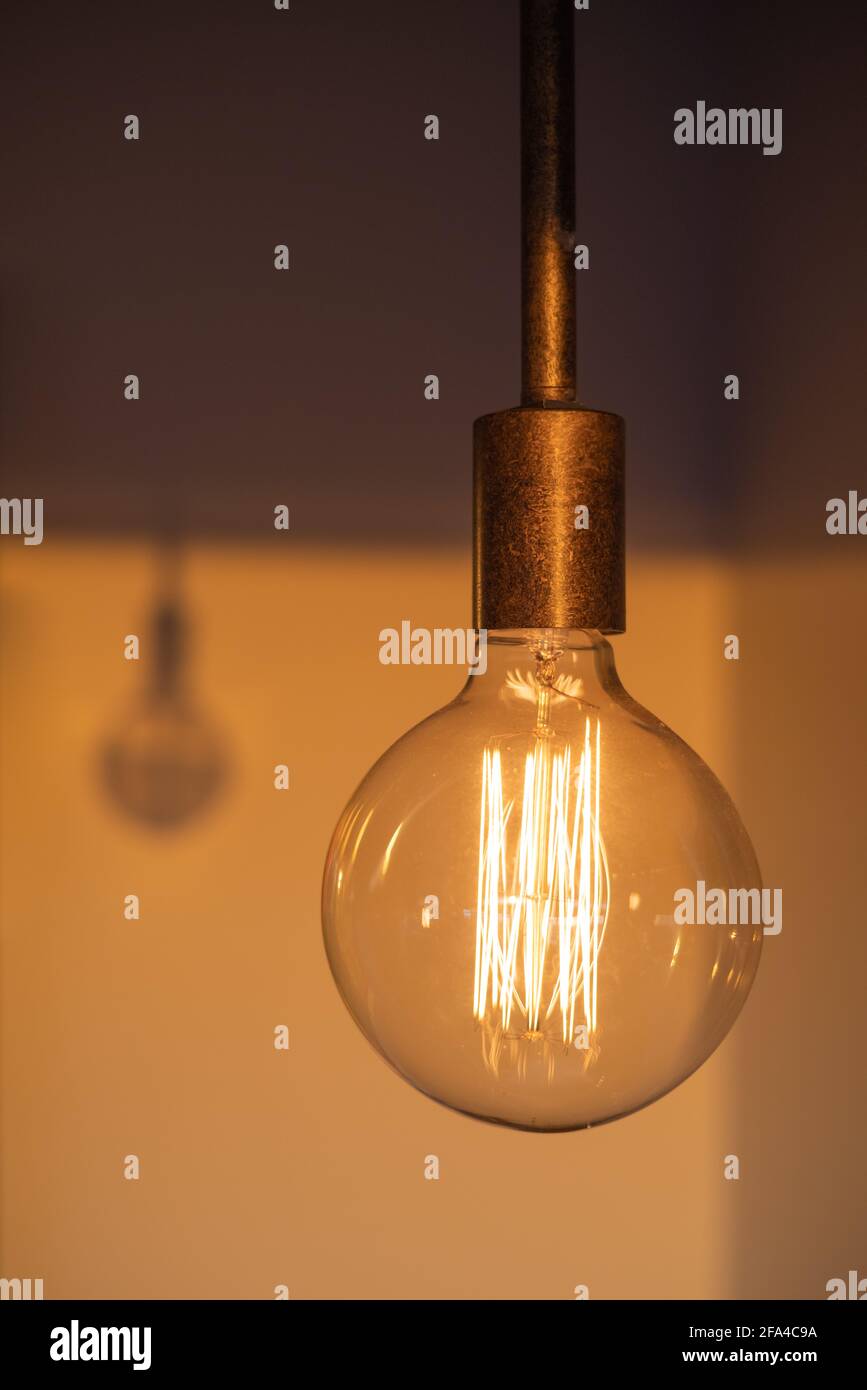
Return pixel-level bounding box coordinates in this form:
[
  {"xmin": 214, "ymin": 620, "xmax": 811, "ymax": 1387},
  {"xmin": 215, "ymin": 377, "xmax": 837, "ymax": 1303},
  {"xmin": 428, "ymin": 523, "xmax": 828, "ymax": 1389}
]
[{"xmin": 99, "ymin": 551, "xmax": 229, "ymax": 831}]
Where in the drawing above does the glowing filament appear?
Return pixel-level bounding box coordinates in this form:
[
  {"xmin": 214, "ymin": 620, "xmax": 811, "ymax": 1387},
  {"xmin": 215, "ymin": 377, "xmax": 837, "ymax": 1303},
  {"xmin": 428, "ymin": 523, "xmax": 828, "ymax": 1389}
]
[{"xmin": 474, "ymin": 717, "xmax": 607, "ymax": 1042}]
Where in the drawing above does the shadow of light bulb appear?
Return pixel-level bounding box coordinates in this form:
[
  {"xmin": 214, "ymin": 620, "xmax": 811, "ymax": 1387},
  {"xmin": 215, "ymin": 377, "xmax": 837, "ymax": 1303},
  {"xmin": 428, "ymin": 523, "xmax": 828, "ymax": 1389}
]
[{"xmin": 102, "ymin": 596, "xmax": 226, "ymax": 830}]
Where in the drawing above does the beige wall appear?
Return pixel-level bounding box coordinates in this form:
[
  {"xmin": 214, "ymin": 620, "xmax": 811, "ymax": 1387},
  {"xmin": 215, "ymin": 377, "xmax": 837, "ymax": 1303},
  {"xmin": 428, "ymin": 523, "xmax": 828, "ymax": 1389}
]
[{"xmin": 1, "ymin": 544, "xmax": 863, "ymax": 1298}]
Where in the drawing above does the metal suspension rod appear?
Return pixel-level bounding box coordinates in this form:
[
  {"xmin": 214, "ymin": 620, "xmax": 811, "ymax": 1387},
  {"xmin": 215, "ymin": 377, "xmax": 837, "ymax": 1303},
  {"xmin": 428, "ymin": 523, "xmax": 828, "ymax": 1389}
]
[
  {"xmin": 521, "ymin": 0, "xmax": 576, "ymax": 405},
  {"xmin": 473, "ymin": 0, "xmax": 624, "ymax": 635}
]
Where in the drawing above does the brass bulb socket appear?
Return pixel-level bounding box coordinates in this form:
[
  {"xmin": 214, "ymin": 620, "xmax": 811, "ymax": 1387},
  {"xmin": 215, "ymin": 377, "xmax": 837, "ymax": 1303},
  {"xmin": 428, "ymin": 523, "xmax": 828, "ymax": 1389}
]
[{"xmin": 473, "ymin": 404, "xmax": 626, "ymax": 633}]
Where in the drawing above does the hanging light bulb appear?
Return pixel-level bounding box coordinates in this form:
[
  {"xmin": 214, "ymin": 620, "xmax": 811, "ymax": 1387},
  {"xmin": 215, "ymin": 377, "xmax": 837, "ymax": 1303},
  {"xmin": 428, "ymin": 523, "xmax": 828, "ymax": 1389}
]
[{"xmin": 322, "ymin": 0, "xmax": 762, "ymax": 1130}]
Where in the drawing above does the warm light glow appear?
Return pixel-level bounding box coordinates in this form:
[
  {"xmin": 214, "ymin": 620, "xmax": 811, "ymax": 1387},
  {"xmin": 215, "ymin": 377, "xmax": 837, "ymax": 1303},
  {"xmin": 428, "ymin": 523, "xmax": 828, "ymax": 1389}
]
[
  {"xmin": 324, "ymin": 631, "xmax": 763, "ymax": 1129},
  {"xmin": 474, "ymin": 711, "xmax": 608, "ymax": 1044}
]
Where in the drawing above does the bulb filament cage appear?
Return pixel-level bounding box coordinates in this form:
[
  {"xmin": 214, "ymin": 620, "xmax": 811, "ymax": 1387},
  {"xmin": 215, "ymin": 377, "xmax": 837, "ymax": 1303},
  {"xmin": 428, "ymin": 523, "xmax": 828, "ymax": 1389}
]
[{"xmin": 474, "ymin": 714, "xmax": 609, "ymax": 1046}]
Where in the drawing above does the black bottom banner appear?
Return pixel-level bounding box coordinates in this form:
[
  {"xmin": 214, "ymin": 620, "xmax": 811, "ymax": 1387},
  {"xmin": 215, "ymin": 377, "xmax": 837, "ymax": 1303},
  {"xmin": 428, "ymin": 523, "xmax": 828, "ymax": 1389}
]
[{"xmin": 1, "ymin": 1298, "xmax": 862, "ymax": 1375}]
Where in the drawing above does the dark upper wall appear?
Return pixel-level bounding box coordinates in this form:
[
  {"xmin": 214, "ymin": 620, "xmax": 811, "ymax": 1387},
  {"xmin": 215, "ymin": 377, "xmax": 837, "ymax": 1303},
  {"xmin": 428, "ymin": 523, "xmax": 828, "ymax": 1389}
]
[{"xmin": 0, "ymin": 0, "xmax": 863, "ymax": 549}]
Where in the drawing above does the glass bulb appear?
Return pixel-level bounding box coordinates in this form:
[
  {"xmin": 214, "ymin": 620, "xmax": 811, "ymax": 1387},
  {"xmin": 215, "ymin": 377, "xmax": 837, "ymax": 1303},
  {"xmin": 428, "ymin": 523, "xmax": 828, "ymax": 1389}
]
[{"xmin": 322, "ymin": 631, "xmax": 762, "ymax": 1131}]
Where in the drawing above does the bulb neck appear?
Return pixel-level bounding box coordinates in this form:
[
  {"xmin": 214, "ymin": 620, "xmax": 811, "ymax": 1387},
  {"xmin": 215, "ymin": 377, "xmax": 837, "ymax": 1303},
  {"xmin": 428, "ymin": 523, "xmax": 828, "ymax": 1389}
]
[{"xmin": 463, "ymin": 629, "xmax": 624, "ymax": 712}]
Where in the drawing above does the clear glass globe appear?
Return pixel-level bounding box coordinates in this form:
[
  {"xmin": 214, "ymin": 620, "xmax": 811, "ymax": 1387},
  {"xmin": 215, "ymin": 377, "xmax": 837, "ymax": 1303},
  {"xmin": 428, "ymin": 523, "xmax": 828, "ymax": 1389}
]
[{"xmin": 322, "ymin": 631, "xmax": 762, "ymax": 1131}]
